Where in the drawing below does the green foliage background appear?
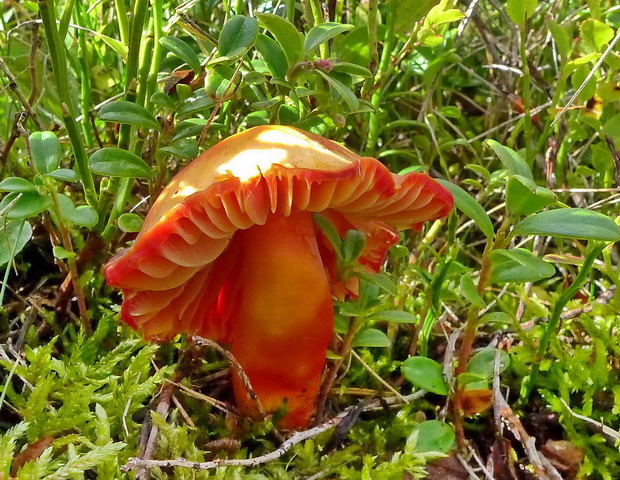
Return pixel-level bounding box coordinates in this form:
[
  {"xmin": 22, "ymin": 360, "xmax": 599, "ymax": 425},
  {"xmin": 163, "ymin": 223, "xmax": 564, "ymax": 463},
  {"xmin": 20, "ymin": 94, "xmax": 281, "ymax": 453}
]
[{"xmin": 1, "ymin": 0, "xmax": 620, "ymax": 478}]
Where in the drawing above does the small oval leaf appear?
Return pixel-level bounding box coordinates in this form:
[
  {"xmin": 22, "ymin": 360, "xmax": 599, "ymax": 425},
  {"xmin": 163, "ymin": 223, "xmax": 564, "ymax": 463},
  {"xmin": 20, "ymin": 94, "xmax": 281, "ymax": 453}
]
[
  {"xmin": 352, "ymin": 328, "xmax": 391, "ymax": 348},
  {"xmin": 0, "ymin": 192, "xmax": 52, "ymax": 220},
  {"xmin": 254, "ymin": 33, "xmax": 288, "ymax": 79},
  {"xmin": 89, "ymin": 148, "xmax": 152, "ymax": 179},
  {"xmin": 257, "ymin": 13, "xmax": 304, "ymax": 67},
  {"xmin": 436, "ymin": 179, "xmax": 494, "ymax": 238},
  {"xmin": 158, "ymin": 138, "xmax": 199, "ymax": 160},
  {"xmin": 99, "ymin": 101, "xmax": 161, "ymax": 131},
  {"xmin": 459, "ymin": 275, "xmax": 485, "ymax": 308},
  {"xmin": 57, "ymin": 194, "xmax": 99, "ymax": 228},
  {"xmin": 46, "ymin": 169, "xmax": 79, "ymax": 182},
  {"xmin": 217, "ymin": 15, "xmax": 259, "ymax": 62},
  {"xmin": 341, "ymin": 229, "xmax": 366, "ymax": 262},
  {"xmin": 513, "ymin": 208, "xmax": 620, "ymax": 242},
  {"xmin": 0, "ymin": 177, "xmax": 37, "ymax": 193},
  {"xmin": 486, "ymin": 139, "xmax": 532, "ymax": 180},
  {"xmin": 316, "ymin": 70, "xmax": 359, "ymax": 110},
  {"xmin": 160, "ymin": 36, "xmax": 202, "ymax": 74},
  {"xmin": 304, "ymin": 22, "xmax": 355, "ymax": 52},
  {"xmin": 506, "ymin": 175, "xmax": 556, "ymax": 217},
  {"xmin": 29, "ymin": 131, "xmax": 61, "ymax": 174},
  {"xmin": 466, "ymin": 348, "xmax": 510, "ymax": 379},
  {"xmin": 118, "ymin": 213, "xmax": 144, "ymax": 233},
  {"xmin": 411, "ymin": 420, "xmax": 456, "ymax": 453},
  {"xmin": 0, "ymin": 220, "xmax": 32, "ymax": 266},
  {"xmin": 490, "ymin": 248, "xmax": 556, "ymax": 283},
  {"xmin": 368, "ymin": 310, "xmax": 417, "ymax": 324},
  {"xmin": 402, "ymin": 356, "xmax": 449, "ymax": 395},
  {"xmin": 205, "ymin": 65, "xmax": 241, "ymax": 101}
]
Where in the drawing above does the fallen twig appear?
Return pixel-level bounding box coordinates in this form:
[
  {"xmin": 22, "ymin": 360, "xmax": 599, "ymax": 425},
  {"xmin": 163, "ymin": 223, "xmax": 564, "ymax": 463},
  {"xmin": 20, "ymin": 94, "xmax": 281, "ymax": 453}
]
[
  {"xmin": 122, "ymin": 391, "xmax": 425, "ymax": 472},
  {"xmin": 496, "ymin": 394, "xmax": 562, "ymax": 480},
  {"xmin": 559, "ymin": 398, "xmax": 620, "ymax": 443},
  {"xmin": 192, "ymin": 336, "xmax": 265, "ymax": 418}
]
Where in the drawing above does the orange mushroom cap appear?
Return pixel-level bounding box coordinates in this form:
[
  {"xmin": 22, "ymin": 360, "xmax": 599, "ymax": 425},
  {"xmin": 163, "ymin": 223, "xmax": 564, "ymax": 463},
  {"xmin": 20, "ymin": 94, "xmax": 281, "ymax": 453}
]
[{"xmin": 104, "ymin": 125, "xmax": 453, "ymax": 428}]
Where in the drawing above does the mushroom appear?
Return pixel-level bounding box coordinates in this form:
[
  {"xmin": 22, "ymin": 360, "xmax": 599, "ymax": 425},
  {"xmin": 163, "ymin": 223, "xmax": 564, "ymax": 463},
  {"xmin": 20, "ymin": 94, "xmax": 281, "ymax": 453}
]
[{"xmin": 104, "ymin": 125, "xmax": 453, "ymax": 429}]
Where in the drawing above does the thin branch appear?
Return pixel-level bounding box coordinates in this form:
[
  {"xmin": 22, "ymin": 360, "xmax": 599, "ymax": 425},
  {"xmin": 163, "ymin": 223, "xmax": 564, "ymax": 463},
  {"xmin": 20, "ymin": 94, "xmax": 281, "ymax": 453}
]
[
  {"xmin": 559, "ymin": 398, "xmax": 620, "ymax": 443},
  {"xmin": 0, "ymin": 58, "xmax": 42, "ymax": 130},
  {"xmin": 192, "ymin": 336, "xmax": 265, "ymax": 418},
  {"xmin": 122, "ymin": 391, "xmax": 425, "ymax": 472},
  {"xmin": 552, "ymin": 29, "xmax": 620, "ymax": 126}
]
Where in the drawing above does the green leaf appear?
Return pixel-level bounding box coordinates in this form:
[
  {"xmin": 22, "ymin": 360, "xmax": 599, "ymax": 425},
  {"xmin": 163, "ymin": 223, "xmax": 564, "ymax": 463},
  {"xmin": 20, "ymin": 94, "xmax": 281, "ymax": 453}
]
[
  {"xmin": 513, "ymin": 208, "xmax": 620, "ymax": 242},
  {"xmin": 251, "ymin": 97, "xmax": 282, "ymax": 110},
  {"xmin": 313, "ymin": 213, "xmax": 343, "ymax": 259},
  {"xmin": 53, "ymin": 245, "xmax": 75, "ymax": 259},
  {"xmin": 158, "ymin": 138, "xmax": 199, "ymax": 160},
  {"xmin": 507, "ymin": 0, "xmax": 538, "ymax": 26},
  {"xmin": 479, "ymin": 311, "xmax": 513, "ymax": 325},
  {"xmin": 580, "ymin": 18, "xmax": 614, "ymax": 52},
  {"xmin": 278, "ymin": 104, "xmax": 300, "ymax": 124},
  {"xmin": 506, "ymin": 175, "xmax": 556, "ymax": 217},
  {"xmin": 159, "ymin": 36, "xmax": 201, "ymax": 73},
  {"xmin": 118, "ymin": 213, "xmax": 144, "ymax": 233},
  {"xmin": 359, "ymin": 271, "xmax": 397, "ymax": 296},
  {"xmin": 244, "ymin": 71, "xmax": 267, "ymax": 85},
  {"xmin": 485, "ymin": 139, "xmax": 532, "ymax": 180},
  {"xmin": 547, "ymin": 19, "xmax": 571, "ymax": 58},
  {"xmin": 459, "ymin": 275, "xmax": 485, "ymax": 308},
  {"xmin": 0, "ymin": 220, "xmax": 32, "ymax": 266},
  {"xmin": 368, "ymin": 310, "xmax": 417, "ymax": 324},
  {"xmin": 0, "ymin": 192, "xmax": 52, "ymax": 219},
  {"xmin": 255, "ymin": 33, "xmax": 289, "ymax": 79},
  {"xmin": 98, "ymin": 101, "xmax": 161, "ymax": 131},
  {"xmin": 341, "ymin": 229, "xmax": 366, "ymax": 262},
  {"xmin": 177, "ymin": 92, "xmax": 216, "ymax": 119},
  {"xmin": 315, "ymin": 70, "xmax": 359, "ymax": 110},
  {"xmin": 436, "ymin": 179, "xmax": 494, "ymax": 238},
  {"xmin": 325, "ymin": 350, "xmax": 342, "ymax": 360},
  {"xmin": 89, "ymin": 148, "xmax": 152, "ymax": 179},
  {"xmin": 591, "ymin": 143, "xmax": 614, "ymax": 186},
  {"xmin": 395, "ymin": 0, "xmax": 439, "ymax": 33},
  {"xmin": 602, "ymin": 113, "xmax": 620, "ymax": 144},
  {"xmin": 425, "ymin": 8, "xmax": 465, "ymax": 27},
  {"xmin": 330, "ymin": 61, "xmax": 373, "ymax": 78},
  {"xmin": 29, "ymin": 131, "xmax": 61, "ymax": 174},
  {"xmin": 352, "ymin": 328, "xmax": 390, "ymax": 348},
  {"xmin": 466, "ymin": 348, "xmax": 510, "ymax": 379},
  {"xmin": 0, "ymin": 177, "xmax": 37, "ymax": 193},
  {"xmin": 304, "ymin": 22, "xmax": 354, "ymax": 52},
  {"xmin": 440, "ymin": 105, "xmax": 461, "ymax": 118},
  {"xmin": 150, "ymin": 92, "xmax": 176, "ymax": 109},
  {"xmin": 411, "ymin": 420, "xmax": 455, "ymax": 453},
  {"xmin": 46, "ymin": 168, "xmax": 79, "ymax": 182},
  {"xmin": 257, "ymin": 13, "xmax": 304, "ymax": 67},
  {"xmin": 401, "ymin": 356, "xmax": 448, "ymax": 395},
  {"xmin": 217, "ymin": 15, "xmax": 259, "ymax": 63},
  {"xmin": 173, "ymin": 119, "xmax": 209, "ymax": 140},
  {"xmin": 490, "ymin": 248, "xmax": 556, "ymax": 283},
  {"xmin": 57, "ymin": 194, "xmax": 99, "ymax": 228},
  {"xmin": 205, "ymin": 65, "xmax": 241, "ymax": 101}
]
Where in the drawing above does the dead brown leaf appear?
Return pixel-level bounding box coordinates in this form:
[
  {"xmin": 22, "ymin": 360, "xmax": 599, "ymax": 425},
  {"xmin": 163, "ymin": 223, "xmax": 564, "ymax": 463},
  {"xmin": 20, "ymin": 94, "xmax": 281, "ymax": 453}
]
[
  {"xmin": 10, "ymin": 436, "xmax": 54, "ymax": 475},
  {"xmin": 540, "ymin": 440, "xmax": 584, "ymax": 477},
  {"xmin": 425, "ymin": 453, "xmax": 470, "ymax": 480},
  {"xmin": 460, "ymin": 389, "xmax": 493, "ymax": 416}
]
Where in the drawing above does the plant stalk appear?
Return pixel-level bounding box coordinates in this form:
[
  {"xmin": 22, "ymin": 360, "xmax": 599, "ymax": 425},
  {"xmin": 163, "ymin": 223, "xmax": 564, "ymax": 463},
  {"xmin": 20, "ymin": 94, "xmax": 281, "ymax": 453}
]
[{"xmin": 38, "ymin": 0, "xmax": 98, "ymax": 208}]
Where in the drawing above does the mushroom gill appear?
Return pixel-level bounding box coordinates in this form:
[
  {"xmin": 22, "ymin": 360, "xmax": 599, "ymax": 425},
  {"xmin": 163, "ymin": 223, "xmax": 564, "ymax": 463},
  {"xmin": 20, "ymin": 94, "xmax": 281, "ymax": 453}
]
[{"xmin": 104, "ymin": 125, "xmax": 453, "ymax": 428}]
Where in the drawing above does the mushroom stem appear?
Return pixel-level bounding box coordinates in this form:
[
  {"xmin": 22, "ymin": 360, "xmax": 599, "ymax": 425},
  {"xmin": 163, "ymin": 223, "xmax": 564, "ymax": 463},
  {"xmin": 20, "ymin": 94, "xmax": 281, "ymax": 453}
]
[{"xmin": 228, "ymin": 210, "xmax": 334, "ymax": 429}]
